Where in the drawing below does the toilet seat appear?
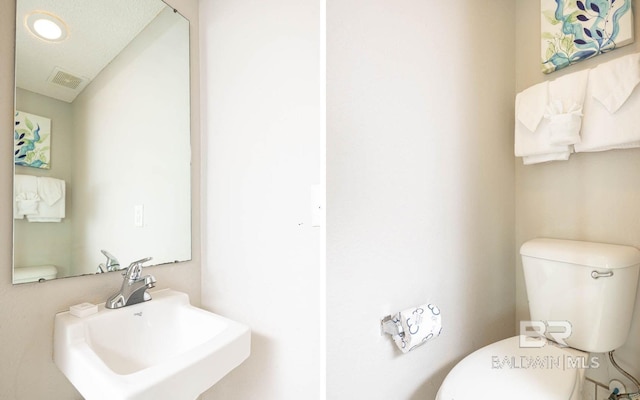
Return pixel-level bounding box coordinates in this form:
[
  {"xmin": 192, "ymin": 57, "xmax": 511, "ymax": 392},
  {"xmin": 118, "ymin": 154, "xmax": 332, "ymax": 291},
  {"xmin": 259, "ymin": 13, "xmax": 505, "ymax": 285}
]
[
  {"xmin": 436, "ymin": 336, "xmax": 587, "ymax": 400},
  {"xmin": 13, "ymin": 265, "xmax": 58, "ymax": 283}
]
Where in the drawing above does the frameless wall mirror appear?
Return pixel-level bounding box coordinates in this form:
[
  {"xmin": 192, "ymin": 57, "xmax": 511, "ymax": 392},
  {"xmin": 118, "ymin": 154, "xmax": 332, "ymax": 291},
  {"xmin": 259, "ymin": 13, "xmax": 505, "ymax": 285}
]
[{"xmin": 12, "ymin": 0, "xmax": 191, "ymax": 284}]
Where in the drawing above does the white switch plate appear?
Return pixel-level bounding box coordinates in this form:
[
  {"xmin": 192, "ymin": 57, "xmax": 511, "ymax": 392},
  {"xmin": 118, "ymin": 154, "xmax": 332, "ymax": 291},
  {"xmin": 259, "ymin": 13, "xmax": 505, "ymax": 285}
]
[{"xmin": 134, "ymin": 204, "xmax": 144, "ymax": 227}]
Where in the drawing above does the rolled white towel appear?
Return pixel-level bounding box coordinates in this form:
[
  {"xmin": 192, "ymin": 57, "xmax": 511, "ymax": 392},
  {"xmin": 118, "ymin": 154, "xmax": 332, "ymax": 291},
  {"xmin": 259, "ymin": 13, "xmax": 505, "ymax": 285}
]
[
  {"xmin": 544, "ymin": 100, "xmax": 583, "ymax": 146},
  {"xmin": 16, "ymin": 192, "xmax": 40, "ymax": 216},
  {"xmin": 515, "ymin": 69, "xmax": 589, "ymax": 164}
]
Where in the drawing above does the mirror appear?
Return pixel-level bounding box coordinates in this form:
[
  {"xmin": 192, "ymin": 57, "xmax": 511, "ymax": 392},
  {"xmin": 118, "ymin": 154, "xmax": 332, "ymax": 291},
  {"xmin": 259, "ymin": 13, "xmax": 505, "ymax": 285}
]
[{"xmin": 12, "ymin": 0, "xmax": 191, "ymax": 283}]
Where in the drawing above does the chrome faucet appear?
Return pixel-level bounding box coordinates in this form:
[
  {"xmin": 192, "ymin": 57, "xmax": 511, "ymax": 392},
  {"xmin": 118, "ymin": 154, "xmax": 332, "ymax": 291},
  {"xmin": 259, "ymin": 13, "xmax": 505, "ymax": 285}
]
[
  {"xmin": 97, "ymin": 249, "xmax": 120, "ymax": 273},
  {"xmin": 105, "ymin": 257, "xmax": 156, "ymax": 309}
]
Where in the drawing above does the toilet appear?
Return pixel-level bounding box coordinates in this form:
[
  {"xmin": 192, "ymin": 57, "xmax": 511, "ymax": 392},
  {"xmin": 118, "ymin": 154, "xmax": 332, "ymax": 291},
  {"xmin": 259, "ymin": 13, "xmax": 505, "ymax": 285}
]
[
  {"xmin": 437, "ymin": 238, "xmax": 640, "ymax": 400},
  {"xmin": 13, "ymin": 265, "xmax": 58, "ymax": 283}
]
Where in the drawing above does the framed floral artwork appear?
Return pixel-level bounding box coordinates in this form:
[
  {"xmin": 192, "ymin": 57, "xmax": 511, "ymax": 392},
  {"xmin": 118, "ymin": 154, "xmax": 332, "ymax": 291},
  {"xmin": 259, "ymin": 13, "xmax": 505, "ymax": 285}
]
[
  {"xmin": 541, "ymin": 0, "xmax": 634, "ymax": 74},
  {"xmin": 14, "ymin": 111, "xmax": 51, "ymax": 169}
]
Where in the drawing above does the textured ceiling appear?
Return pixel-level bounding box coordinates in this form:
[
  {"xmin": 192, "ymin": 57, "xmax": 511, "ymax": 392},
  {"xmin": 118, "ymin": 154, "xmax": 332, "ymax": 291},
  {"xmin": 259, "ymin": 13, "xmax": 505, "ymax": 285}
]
[{"xmin": 15, "ymin": 0, "xmax": 167, "ymax": 103}]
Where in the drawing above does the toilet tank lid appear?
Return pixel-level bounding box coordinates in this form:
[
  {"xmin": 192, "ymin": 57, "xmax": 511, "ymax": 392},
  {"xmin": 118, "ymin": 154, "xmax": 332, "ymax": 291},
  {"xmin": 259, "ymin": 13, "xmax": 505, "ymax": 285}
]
[{"xmin": 521, "ymin": 238, "xmax": 640, "ymax": 269}]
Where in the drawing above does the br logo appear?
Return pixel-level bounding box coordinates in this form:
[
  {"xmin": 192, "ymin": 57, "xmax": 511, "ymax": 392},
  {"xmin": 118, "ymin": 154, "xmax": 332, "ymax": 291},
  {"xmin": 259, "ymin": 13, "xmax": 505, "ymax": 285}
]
[{"xmin": 519, "ymin": 320, "xmax": 572, "ymax": 348}]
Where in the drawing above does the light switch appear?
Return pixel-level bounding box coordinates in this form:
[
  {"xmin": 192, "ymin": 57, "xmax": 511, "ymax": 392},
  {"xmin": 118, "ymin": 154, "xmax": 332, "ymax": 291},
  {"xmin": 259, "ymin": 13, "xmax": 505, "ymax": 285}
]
[{"xmin": 134, "ymin": 204, "xmax": 144, "ymax": 227}]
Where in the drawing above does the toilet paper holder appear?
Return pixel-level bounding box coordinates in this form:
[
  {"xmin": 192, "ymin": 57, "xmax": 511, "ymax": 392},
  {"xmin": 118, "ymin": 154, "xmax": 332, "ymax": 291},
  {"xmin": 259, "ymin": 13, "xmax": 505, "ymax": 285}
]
[{"xmin": 380, "ymin": 315, "xmax": 404, "ymax": 337}]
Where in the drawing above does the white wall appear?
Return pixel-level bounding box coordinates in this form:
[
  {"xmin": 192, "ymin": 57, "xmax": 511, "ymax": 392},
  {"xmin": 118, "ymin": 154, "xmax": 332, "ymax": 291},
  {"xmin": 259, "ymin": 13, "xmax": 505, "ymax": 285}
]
[
  {"xmin": 71, "ymin": 7, "xmax": 191, "ymax": 275},
  {"xmin": 326, "ymin": 1, "xmax": 516, "ymax": 398},
  {"xmin": 199, "ymin": 0, "xmax": 322, "ymax": 398},
  {"xmin": 515, "ymin": 0, "xmax": 640, "ymax": 387},
  {"xmin": 0, "ymin": 0, "xmax": 201, "ymax": 398}
]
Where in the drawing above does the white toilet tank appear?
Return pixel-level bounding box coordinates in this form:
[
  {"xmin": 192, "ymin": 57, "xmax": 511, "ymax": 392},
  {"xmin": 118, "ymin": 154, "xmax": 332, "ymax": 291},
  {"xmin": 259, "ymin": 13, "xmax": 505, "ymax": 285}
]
[{"xmin": 521, "ymin": 238, "xmax": 640, "ymax": 353}]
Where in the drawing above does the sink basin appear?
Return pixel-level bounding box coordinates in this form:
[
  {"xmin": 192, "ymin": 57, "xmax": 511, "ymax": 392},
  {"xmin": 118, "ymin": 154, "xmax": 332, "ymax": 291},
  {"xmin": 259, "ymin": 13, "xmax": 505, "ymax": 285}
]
[{"xmin": 53, "ymin": 289, "xmax": 250, "ymax": 400}]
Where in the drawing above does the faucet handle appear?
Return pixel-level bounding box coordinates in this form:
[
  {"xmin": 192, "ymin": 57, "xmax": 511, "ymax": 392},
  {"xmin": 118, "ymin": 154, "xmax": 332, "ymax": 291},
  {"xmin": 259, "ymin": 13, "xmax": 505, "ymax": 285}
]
[
  {"xmin": 132, "ymin": 256, "xmax": 153, "ymax": 265},
  {"xmin": 123, "ymin": 257, "xmax": 153, "ymax": 280},
  {"xmin": 99, "ymin": 249, "xmax": 120, "ymax": 272}
]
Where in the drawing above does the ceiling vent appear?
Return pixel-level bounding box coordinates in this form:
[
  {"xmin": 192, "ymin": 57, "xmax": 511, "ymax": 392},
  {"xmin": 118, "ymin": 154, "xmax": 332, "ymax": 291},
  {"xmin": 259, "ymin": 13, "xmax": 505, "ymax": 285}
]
[{"xmin": 47, "ymin": 67, "xmax": 86, "ymax": 90}]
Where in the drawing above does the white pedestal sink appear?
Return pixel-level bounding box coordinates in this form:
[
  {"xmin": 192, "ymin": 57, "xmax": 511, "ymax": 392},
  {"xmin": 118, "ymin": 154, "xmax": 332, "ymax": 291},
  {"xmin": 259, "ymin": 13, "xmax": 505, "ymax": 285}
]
[{"xmin": 53, "ymin": 289, "xmax": 250, "ymax": 400}]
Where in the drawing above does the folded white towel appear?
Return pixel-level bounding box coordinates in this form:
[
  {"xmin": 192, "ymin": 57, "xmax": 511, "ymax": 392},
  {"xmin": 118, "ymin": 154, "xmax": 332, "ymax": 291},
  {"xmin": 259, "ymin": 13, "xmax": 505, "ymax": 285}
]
[
  {"xmin": 591, "ymin": 53, "xmax": 640, "ymax": 113},
  {"xmin": 523, "ymin": 151, "xmax": 572, "ymax": 165},
  {"xmin": 14, "ymin": 174, "xmax": 39, "ymax": 219},
  {"xmin": 516, "ymin": 81, "xmax": 548, "ymax": 132},
  {"xmin": 14, "ymin": 174, "xmax": 37, "ymax": 193},
  {"xmin": 26, "ymin": 216, "xmax": 63, "ymax": 223},
  {"xmin": 575, "ymin": 53, "xmax": 640, "ymax": 153},
  {"xmin": 548, "ymin": 69, "xmax": 589, "ymax": 106},
  {"xmin": 27, "ymin": 179, "xmax": 65, "ymax": 222},
  {"xmin": 37, "ymin": 177, "xmax": 63, "ymax": 206}
]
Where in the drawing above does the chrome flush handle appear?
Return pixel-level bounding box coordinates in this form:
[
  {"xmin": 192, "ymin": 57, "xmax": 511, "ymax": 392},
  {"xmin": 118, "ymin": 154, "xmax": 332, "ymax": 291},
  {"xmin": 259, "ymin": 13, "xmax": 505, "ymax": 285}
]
[{"xmin": 591, "ymin": 270, "xmax": 614, "ymax": 279}]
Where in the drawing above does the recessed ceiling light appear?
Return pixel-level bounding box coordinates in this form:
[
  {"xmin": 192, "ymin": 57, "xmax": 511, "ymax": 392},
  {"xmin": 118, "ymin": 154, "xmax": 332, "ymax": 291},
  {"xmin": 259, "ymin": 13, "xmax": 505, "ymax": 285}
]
[{"xmin": 26, "ymin": 11, "xmax": 68, "ymax": 42}]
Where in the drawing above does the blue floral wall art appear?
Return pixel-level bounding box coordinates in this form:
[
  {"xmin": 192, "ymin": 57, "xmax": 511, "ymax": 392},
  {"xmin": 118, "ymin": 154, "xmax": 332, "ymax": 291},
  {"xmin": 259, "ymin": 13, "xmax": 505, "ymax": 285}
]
[
  {"xmin": 14, "ymin": 111, "xmax": 51, "ymax": 169},
  {"xmin": 541, "ymin": 0, "xmax": 634, "ymax": 74}
]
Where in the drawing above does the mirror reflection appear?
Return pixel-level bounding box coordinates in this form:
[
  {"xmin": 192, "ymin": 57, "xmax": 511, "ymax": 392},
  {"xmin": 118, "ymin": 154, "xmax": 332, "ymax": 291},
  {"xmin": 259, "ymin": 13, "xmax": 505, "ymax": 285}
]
[{"xmin": 13, "ymin": 0, "xmax": 192, "ymax": 283}]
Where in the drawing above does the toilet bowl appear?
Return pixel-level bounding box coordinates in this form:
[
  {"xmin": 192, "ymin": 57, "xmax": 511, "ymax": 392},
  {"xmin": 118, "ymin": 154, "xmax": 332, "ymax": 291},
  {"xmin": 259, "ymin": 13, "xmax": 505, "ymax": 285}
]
[
  {"xmin": 436, "ymin": 336, "xmax": 586, "ymax": 400},
  {"xmin": 13, "ymin": 264, "xmax": 58, "ymax": 283},
  {"xmin": 437, "ymin": 238, "xmax": 640, "ymax": 400}
]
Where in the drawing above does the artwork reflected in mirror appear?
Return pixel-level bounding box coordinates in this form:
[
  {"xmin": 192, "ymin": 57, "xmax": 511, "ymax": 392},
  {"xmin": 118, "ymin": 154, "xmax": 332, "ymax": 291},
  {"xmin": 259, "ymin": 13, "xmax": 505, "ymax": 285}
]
[{"xmin": 13, "ymin": 0, "xmax": 192, "ymax": 284}]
